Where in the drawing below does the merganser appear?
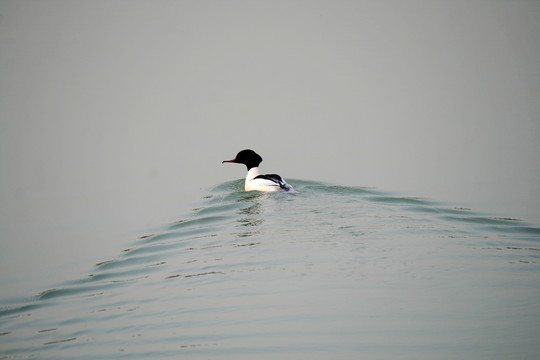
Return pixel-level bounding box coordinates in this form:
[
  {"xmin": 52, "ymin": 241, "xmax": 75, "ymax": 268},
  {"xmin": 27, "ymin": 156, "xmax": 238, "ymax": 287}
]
[{"xmin": 222, "ymin": 149, "xmax": 295, "ymax": 192}]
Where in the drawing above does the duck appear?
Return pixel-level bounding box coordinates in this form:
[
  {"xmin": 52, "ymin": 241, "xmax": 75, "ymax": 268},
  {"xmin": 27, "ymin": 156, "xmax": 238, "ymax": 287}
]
[{"xmin": 222, "ymin": 149, "xmax": 295, "ymax": 192}]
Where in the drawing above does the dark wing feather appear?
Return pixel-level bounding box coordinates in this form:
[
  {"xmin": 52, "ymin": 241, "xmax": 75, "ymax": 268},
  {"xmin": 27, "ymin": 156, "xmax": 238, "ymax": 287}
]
[{"xmin": 254, "ymin": 174, "xmax": 287, "ymax": 189}]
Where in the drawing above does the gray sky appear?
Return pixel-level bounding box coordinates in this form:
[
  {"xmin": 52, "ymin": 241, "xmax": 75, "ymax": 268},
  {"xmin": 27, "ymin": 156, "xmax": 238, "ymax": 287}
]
[{"xmin": 1, "ymin": 0, "xmax": 539, "ymax": 295}]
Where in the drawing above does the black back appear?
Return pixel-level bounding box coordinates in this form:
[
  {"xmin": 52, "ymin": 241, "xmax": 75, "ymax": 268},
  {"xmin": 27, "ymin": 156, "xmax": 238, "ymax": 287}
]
[{"xmin": 254, "ymin": 174, "xmax": 286, "ymax": 189}]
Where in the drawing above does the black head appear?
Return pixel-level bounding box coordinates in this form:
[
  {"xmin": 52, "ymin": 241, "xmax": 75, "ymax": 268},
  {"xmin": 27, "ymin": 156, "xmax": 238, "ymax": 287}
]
[{"xmin": 222, "ymin": 149, "xmax": 263, "ymax": 170}]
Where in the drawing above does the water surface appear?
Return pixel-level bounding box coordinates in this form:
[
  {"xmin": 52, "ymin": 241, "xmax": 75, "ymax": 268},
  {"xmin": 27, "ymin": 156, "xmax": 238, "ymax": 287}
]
[{"xmin": 1, "ymin": 180, "xmax": 539, "ymax": 359}]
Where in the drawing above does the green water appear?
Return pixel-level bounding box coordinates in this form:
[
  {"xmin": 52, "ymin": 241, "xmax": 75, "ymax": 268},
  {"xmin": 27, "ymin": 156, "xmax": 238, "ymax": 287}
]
[{"xmin": 1, "ymin": 180, "xmax": 539, "ymax": 359}]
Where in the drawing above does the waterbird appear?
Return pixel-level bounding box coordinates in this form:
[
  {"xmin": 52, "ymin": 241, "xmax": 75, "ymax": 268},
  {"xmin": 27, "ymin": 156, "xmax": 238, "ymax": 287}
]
[{"xmin": 222, "ymin": 149, "xmax": 296, "ymax": 192}]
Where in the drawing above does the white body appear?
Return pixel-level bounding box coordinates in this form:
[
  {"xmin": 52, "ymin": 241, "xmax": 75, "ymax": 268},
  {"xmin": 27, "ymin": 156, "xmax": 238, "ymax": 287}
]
[{"xmin": 244, "ymin": 167, "xmax": 295, "ymax": 192}]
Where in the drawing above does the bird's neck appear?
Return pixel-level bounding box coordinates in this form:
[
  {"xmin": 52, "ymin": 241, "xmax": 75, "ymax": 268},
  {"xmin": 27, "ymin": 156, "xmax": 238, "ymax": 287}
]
[{"xmin": 246, "ymin": 167, "xmax": 261, "ymax": 182}]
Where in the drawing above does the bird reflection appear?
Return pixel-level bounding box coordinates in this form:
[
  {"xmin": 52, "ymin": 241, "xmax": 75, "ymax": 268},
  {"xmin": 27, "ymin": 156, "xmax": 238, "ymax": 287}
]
[{"xmin": 235, "ymin": 194, "xmax": 264, "ymax": 237}]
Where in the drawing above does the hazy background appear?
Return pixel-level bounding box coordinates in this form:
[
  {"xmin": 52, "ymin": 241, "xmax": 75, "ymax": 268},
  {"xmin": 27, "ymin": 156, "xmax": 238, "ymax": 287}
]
[{"xmin": 1, "ymin": 0, "xmax": 539, "ymax": 297}]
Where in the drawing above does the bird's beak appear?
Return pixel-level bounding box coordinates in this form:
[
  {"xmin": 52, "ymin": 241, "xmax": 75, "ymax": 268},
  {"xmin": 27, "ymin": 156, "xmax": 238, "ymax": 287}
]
[{"xmin": 222, "ymin": 158, "xmax": 237, "ymax": 164}]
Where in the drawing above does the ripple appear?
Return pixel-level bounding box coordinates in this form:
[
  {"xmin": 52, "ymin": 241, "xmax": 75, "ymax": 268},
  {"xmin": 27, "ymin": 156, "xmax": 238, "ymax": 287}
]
[
  {"xmin": 37, "ymin": 282, "xmax": 122, "ymax": 301},
  {"xmin": 2, "ymin": 179, "xmax": 539, "ymax": 359},
  {"xmin": 367, "ymin": 195, "xmax": 434, "ymax": 206}
]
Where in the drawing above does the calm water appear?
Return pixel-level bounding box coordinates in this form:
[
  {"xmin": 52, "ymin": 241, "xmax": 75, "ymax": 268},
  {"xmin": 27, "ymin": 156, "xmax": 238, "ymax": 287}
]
[{"xmin": 1, "ymin": 180, "xmax": 539, "ymax": 359}]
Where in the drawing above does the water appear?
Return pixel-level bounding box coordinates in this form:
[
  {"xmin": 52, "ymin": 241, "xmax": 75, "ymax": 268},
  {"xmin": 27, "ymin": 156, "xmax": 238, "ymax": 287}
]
[{"xmin": 1, "ymin": 180, "xmax": 539, "ymax": 359}]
